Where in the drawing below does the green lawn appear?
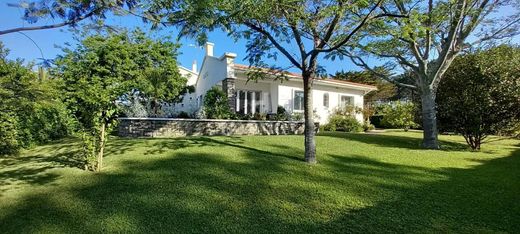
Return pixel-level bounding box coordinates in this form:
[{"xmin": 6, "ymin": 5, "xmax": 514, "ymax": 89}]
[{"xmin": 1, "ymin": 131, "xmax": 519, "ymax": 233}]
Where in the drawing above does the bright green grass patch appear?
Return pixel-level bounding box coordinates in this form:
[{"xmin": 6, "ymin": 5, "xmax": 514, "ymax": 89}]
[{"xmin": 1, "ymin": 131, "xmax": 519, "ymax": 233}]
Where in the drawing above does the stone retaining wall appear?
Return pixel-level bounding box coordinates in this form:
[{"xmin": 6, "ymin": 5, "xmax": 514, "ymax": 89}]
[{"xmin": 118, "ymin": 118, "xmax": 319, "ymax": 138}]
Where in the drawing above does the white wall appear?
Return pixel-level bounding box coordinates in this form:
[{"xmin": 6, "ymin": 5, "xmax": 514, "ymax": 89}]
[
  {"xmin": 178, "ymin": 66, "xmax": 198, "ymax": 86},
  {"xmin": 195, "ymin": 56, "xmax": 228, "ymax": 98},
  {"xmin": 275, "ymin": 80, "xmax": 366, "ymax": 124},
  {"xmin": 162, "ymin": 66, "xmax": 199, "ymax": 117}
]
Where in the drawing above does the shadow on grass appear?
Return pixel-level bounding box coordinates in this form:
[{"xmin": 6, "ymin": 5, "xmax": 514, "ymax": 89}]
[
  {"xmin": 0, "ymin": 136, "xmax": 518, "ymax": 232},
  {"xmin": 320, "ymin": 131, "xmax": 470, "ymax": 151},
  {"xmin": 0, "ymin": 138, "xmax": 84, "ymax": 192}
]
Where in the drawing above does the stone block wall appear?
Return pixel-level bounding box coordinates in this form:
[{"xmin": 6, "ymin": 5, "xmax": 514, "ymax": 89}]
[{"xmin": 118, "ymin": 118, "xmax": 319, "ymax": 138}]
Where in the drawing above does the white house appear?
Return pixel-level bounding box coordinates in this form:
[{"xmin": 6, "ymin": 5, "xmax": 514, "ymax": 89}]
[{"xmin": 172, "ymin": 42, "xmax": 377, "ymax": 124}]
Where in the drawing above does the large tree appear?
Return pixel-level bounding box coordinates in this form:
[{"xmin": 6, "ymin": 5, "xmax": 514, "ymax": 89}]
[
  {"xmin": 341, "ymin": 0, "xmax": 520, "ymax": 148},
  {"xmin": 54, "ymin": 30, "xmax": 184, "ymax": 171},
  {"xmin": 146, "ymin": 0, "xmax": 400, "ymax": 163}
]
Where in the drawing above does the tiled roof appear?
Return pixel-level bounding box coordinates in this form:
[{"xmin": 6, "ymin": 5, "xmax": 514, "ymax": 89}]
[{"xmin": 233, "ymin": 64, "xmax": 377, "ymax": 90}]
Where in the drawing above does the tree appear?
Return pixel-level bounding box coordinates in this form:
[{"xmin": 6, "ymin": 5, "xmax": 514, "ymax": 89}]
[
  {"xmin": 131, "ymin": 31, "xmax": 187, "ymax": 117},
  {"xmin": 0, "ymin": 42, "xmax": 73, "ymax": 155},
  {"xmin": 146, "ymin": 0, "xmax": 400, "ymax": 163},
  {"xmin": 333, "ymin": 67, "xmax": 397, "ymax": 103},
  {"xmin": 437, "ymin": 45, "xmax": 520, "ymax": 150},
  {"xmin": 54, "ymin": 30, "xmax": 183, "ymax": 171},
  {"xmin": 342, "ymin": 0, "xmax": 520, "ymax": 149},
  {"xmin": 1, "ymin": 0, "xmax": 139, "ymax": 35}
]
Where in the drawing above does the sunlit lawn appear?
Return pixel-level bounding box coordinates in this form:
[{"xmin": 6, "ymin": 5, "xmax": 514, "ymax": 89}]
[{"xmin": 1, "ymin": 130, "xmax": 519, "ymax": 233}]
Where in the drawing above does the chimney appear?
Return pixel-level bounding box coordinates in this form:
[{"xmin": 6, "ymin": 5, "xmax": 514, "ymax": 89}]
[
  {"xmin": 192, "ymin": 60, "xmax": 197, "ymax": 72},
  {"xmin": 205, "ymin": 42, "xmax": 214, "ymax": 57}
]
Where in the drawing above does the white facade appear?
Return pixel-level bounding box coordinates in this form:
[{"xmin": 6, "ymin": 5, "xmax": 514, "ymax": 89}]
[{"xmin": 174, "ymin": 42, "xmax": 377, "ymax": 124}]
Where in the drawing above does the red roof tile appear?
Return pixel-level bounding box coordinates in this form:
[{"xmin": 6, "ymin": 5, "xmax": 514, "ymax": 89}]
[{"xmin": 233, "ymin": 64, "xmax": 377, "ymax": 90}]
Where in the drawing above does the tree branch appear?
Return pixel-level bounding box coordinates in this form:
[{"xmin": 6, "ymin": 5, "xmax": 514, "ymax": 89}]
[
  {"xmin": 318, "ymin": 0, "xmax": 385, "ymax": 53},
  {"xmin": 0, "ymin": 9, "xmax": 98, "ymax": 36},
  {"xmin": 347, "ymin": 52, "xmax": 417, "ymax": 90},
  {"xmin": 244, "ymin": 22, "xmax": 303, "ymax": 70}
]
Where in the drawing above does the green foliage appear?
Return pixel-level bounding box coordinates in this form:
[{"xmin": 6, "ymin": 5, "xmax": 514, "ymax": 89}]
[
  {"xmin": 379, "ymin": 101, "xmax": 417, "ymax": 131},
  {"xmin": 203, "ymin": 87, "xmax": 233, "ymax": 119},
  {"xmin": 363, "ymin": 121, "xmax": 375, "ymax": 131},
  {"xmin": 17, "ymin": 102, "xmax": 77, "ymax": 147},
  {"xmin": 4, "ymin": 0, "xmax": 138, "ymax": 36},
  {"xmin": 437, "ymin": 45, "xmax": 520, "ymax": 150},
  {"xmin": 0, "ymin": 112, "xmax": 20, "ymax": 155},
  {"xmin": 177, "ymin": 111, "xmax": 191, "ymax": 119},
  {"xmin": 332, "ymin": 105, "xmax": 362, "ymax": 117},
  {"xmin": 290, "ymin": 113, "xmax": 304, "ymax": 121},
  {"xmin": 323, "ymin": 115, "xmax": 363, "ymax": 132},
  {"xmin": 54, "ymin": 30, "xmax": 182, "ymax": 170},
  {"xmin": 132, "ymin": 30, "xmax": 187, "ymax": 116},
  {"xmin": 275, "ymin": 106, "xmax": 290, "ymax": 121},
  {"xmin": 0, "ymin": 42, "xmax": 74, "ymax": 155}
]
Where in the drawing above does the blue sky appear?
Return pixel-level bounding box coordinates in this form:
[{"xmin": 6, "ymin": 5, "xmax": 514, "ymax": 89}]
[
  {"xmin": 0, "ymin": 4, "xmax": 380, "ymax": 75},
  {"xmin": 1, "ymin": 4, "xmax": 518, "ymax": 75}
]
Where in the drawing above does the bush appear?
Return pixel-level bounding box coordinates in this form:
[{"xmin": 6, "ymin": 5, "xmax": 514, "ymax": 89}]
[
  {"xmin": 369, "ymin": 115, "xmax": 384, "ymax": 128},
  {"xmin": 379, "ymin": 101, "xmax": 417, "ymax": 131},
  {"xmin": 437, "ymin": 45, "xmax": 520, "ymax": 150},
  {"xmin": 177, "ymin": 111, "xmax": 191, "ymax": 119},
  {"xmin": 203, "ymin": 87, "xmax": 233, "ymax": 119},
  {"xmin": 363, "ymin": 121, "xmax": 375, "ymax": 131},
  {"xmin": 17, "ymin": 102, "xmax": 76, "ymax": 147},
  {"xmin": 0, "ymin": 112, "xmax": 20, "ymax": 155},
  {"xmin": 290, "ymin": 113, "xmax": 303, "ymax": 121},
  {"xmin": 323, "ymin": 115, "xmax": 363, "ymax": 132},
  {"xmin": 275, "ymin": 106, "xmax": 290, "ymax": 121},
  {"xmin": 121, "ymin": 95, "xmax": 148, "ymax": 117}
]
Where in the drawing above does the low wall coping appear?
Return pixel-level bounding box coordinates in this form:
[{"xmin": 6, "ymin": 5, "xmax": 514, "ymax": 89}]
[{"xmin": 118, "ymin": 117, "xmax": 316, "ymax": 124}]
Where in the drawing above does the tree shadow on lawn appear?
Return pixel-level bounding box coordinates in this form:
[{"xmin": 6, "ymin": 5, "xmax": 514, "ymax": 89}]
[
  {"xmin": 0, "ymin": 138, "xmax": 84, "ymax": 193},
  {"xmin": 1, "ymin": 136, "xmax": 518, "ymax": 233},
  {"xmin": 320, "ymin": 131, "xmax": 470, "ymax": 151}
]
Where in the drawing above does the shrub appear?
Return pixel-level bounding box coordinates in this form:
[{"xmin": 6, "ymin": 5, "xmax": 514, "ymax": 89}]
[
  {"xmin": 203, "ymin": 87, "xmax": 233, "ymax": 119},
  {"xmin": 379, "ymin": 101, "xmax": 417, "ymax": 131},
  {"xmin": 17, "ymin": 102, "xmax": 76, "ymax": 147},
  {"xmin": 437, "ymin": 45, "xmax": 520, "ymax": 150},
  {"xmin": 363, "ymin": 121, "xmax": 375, "ymax": 131},
  {"xmin": 323, "ymin": 115, "xmax": 363, "ymax": 132},
  {"xmin": 0, "ymin": 112, "xmax": 20, "ymax": 155},
  {"xmin": 177, "ymin": 111, "xmax": 191, "ymax": 119},
  {"xmin": 121, "ymin": 95, "xmax": 149, "ymax": 117},
  {"xmin": 253, "ymin": 112, "xmax": 267, "ymax": 120},
  {"xmin": 290, "ymin": 113, "xmax": 303, "ymax": 121},
  {"xmin": 369, "ymin": 115, "xmax": 384, "ymax": 128},
  {"xmin": 275, "ymin": 106, "xmax": 290, "ymax": 121}
]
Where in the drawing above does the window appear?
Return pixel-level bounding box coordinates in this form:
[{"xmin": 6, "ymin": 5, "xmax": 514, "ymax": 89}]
[
  {"xmin": 236, "ymin": 90, "xmax": 262, "ymax": 114},
  {"xmin": 340, "ymin": 95, "xmax": 354, "ymax": 107},
  {"xmin": 293, "ymin": 90, "xmax": 304, "ymax": 111},
  {"xmin": 323, "ymin": 93, "xmax": 329, "ymax": 108},
  {"xmin": 255, "ymin": 91, "xmax": 261, "ymax": 113}
]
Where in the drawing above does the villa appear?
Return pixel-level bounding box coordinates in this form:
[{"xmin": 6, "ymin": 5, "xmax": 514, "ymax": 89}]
[{"xmin": 174, "ymin": 42, "xmax": 377, "ymax": 124}]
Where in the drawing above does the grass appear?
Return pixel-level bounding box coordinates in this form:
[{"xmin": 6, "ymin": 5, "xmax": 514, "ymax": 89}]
[{"xmin": 0, "ymin": 130, "xmax": 519, "ymax": 233}]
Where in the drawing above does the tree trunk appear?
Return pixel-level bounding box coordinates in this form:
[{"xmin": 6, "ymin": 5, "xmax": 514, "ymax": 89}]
[
  {"xmin": 303, "ymin": 74, "xmax": 316, "ymax": 163},
  {"xmin": 420, "ymin": 86, "xmax": 440, "ymax": 149},
  {"xmin": 96, "ymin": 121, "xmax": 106, "ymax": 172}
]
